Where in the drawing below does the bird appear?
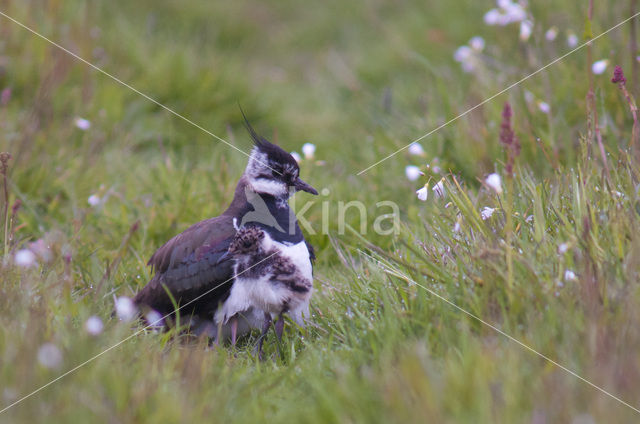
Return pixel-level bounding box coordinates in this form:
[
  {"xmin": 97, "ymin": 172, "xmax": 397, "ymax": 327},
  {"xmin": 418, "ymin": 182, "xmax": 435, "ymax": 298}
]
[
  {"xmin": 133, "ymin": 114, "xmax": 318, "ymax": 343},
  {"xmin": 214, "ymin": 225, "xmax": 314, "ymax": 355}
]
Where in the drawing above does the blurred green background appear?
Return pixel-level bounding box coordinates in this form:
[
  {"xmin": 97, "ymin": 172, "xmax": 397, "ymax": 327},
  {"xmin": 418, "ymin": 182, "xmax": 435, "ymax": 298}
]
[{"xmin": 2, "ymin": 0, "xmax": 640, "ymax": 422}]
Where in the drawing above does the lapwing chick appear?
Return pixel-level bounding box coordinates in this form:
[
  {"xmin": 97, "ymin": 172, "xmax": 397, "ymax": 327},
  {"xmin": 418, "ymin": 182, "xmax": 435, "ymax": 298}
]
[
  {"xmin": 133, "ymin": 114, "xmax": 317, "ymax": 345},
  {"xmin": 215, "ymin": 225, "xmax": 313, "ymax": 358}
]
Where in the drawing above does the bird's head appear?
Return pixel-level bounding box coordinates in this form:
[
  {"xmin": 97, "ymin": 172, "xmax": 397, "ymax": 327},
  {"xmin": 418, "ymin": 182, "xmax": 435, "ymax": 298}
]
[
  {"xmin": 218, "ymin": 225, "xmax": 272, "ymax": 266},
  {"xmin": 242, "ymin": 115, "xmax": 318, "ymax": 199}
]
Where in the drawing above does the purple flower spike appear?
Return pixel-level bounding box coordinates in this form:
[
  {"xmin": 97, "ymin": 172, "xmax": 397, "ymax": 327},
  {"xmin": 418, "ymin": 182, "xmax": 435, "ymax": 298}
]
[{"xmin": 611, "ymin": 65, "xmax": 626, "ymax": 84}]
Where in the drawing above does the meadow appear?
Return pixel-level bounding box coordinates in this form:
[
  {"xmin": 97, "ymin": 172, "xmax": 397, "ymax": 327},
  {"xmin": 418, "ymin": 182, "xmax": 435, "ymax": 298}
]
[{"xmin": 2, "ymin": 0, "xmax": 640, "ymax": 422}]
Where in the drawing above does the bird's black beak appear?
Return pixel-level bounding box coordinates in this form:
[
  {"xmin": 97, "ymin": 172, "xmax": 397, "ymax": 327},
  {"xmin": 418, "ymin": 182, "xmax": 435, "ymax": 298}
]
[
  {"xmin": 293, "ymin": 177, "xmax": 318, "ymax": 195},
  {"xmin": 216, "ymin": 250, "xmax": 231, "ymax": 265}
]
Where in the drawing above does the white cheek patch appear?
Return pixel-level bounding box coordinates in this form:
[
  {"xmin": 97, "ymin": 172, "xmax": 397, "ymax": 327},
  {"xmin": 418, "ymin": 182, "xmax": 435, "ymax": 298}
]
[
  {"xmin": 245, "ymin": 149, "xmax": 269, "ymax": 178},
  {"xmin": 250, "ymin": 178, "xmax": 287, "ymax": 196}
]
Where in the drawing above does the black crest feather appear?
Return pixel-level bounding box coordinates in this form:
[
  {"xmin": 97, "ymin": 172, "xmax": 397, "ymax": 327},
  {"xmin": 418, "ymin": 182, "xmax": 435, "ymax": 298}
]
[{"xmin": 239, "ymin": 107, "xmax": 299, "ymax": 172}]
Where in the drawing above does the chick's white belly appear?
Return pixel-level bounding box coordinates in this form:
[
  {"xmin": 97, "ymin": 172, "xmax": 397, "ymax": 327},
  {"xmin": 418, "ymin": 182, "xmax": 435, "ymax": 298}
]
[
  {"xmin": 272, "ymin": 240, "xmax": 313, "ymax": 281},
  {"xmin": 271, "ymin": 240, "xmax": 313, "ymax": 325},
  {"xmin": 215, "ymin": 240, "xmax": 314, "ymax": 326}
]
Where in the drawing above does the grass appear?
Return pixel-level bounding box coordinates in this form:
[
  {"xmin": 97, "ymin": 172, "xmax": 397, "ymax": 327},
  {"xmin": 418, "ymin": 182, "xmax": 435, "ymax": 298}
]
[{"xmin": 2, "ymin": 0, "xmax": 640, "ymax": 422}]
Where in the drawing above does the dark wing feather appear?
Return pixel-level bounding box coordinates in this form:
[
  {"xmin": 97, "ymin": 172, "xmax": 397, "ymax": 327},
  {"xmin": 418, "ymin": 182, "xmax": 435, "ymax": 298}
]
[{"xmin": 134, "ymin": 215, "xmax": 237, "ymax": 317}]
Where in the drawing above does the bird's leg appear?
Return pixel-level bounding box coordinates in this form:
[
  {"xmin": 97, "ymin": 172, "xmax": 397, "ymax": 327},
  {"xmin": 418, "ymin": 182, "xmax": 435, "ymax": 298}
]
[
  {"xmin": 275, "ymin": 312, "xmax": 285, "ymax": 341},
  {"xmin": 230, "ymin": 316, "xmax": 238, "ymax": 347},
  {"xmin": 254, "ymin": 311, "xmax": 272, "ymax": 360}
]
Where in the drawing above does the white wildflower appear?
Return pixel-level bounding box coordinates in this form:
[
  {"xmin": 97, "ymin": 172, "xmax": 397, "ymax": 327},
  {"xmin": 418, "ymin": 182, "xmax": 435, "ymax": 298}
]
[
  {"xmin": 558, "ymin": 243, "xmax": 568, "ymax": 254},
  {"xmin": 301, "ymin": 143, "xmax": 316, "ymax": 159},
  {"xmin": 453, "ymin": 220, "xmax": 461, "ymax": 233},
  {"xmin": 408, "ymin": 143, "xmax": 425, "ymax": 156},
  {"xmin": 469, "ymin": 36, "xmax": 485, "ymax": 51},
  {"xmin": 485, "ymin": 173, "xmax": 503, "ymax": 194},
  {"xmin": 483, "ymin": 9, "xmax": 503, "ymax": 25},
  {"xmin": 145, "ymin": 310, "xmax": 164, "ymax": 329},
  {"xmin": 432, "ymin": 179, "xmax": 446, "ymax": 198},
  {"xmin": 592, "ymin": 59, "xmax": 609, "ymax": 75},
  {"xmin": 38, "ymin": 343, "xmax": 63, "ymax": 369},
  {"xmin": 519, "ymin": 20, "xmax": 533, "ymax": 41},
  {"xmin": 524, "ymin": 90, "xmax": 535, "ymax": 104},
  {"xmin": 88, "ymin": 194, "xmax": 101, "ymax": 206},
  {"xmin": 416, "ymin": 185, "xmax": 428, "ymax": 201},
  {"xmin": 567, "ymin": 32, "xmax": 579, "ymax": 48},
  {"xmin": 74, "ymin": 117, "xmax": 91, "ymax": 131},
  {"xmin": 405, "ymin": 165, "xmax": 422, "ymax": 181},
  {"xmin": 29, "ymin": 239, "xmax": 53, "ymax": 263},
  {"xmin": 114, "ymin": 296, "xmax": 137, "ymax": 322},
  {"xmin": 503, "ymin": 2, "xmax": 527, "ymax": 23},
  {"xmin": 290, "ymin": 151, "xmax": 301, "ymax": 163},
  {"xmin": 564, "ymin": 270, "xmax": 577, "ymax": 281},
  {"xmin": 545, "ymin": 27, "xmax": 558, "ymax": 41},
  {"xmin": 454, "ymin": 45, "xmax": 473, "ymax": 62},
  {"xmin": 15, "ymin": 249, "xmax": 37, "ymax": 268},
  {"xmin": 481, "ymin": 207, "xmax": 496, "ymax": 220},
  {"xmin": 431, "ymin": 165, "xmax": 442, "ymax": 174},
  {"xmin": 537, "ymin": 101, "xmax": 551, "ymax": 114},
  {"xmin": 85, "ymin": 316, "xmax": 104, "ymax": 336}
]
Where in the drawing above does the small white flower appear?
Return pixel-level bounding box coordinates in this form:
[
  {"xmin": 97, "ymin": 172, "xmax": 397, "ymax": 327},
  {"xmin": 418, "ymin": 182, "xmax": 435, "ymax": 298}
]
[
  {"xmin": 453, "ymin": 220, "xmax": 461, "ymax": 233},
  {"xmin": 432, "ymin": 179, "xmax": 446, "ymax": 198},
  {"xmin": 290, "ymin": 151, "xmax": 301, "ymax": 163},
  {"xmin": 481, "ymin": 207, "xmax": 496, "ymax": 220},
  {"xmin": 592, "ymin": 59, "xmax": 609, "ymax": 75},
  {"xmin": 504, "ymin": 2, "xmax": 526, "ymax": 23},
  {"xmin": 485, "ymin": 173, "xmax": 503, "ymax": 194},
  {"xmin": 405, "ymin": 165, "xmax": 422, "ymax": 181},
  {"xmin": 469, "ymin": 36, "xmax": 485, "ymax": 51},
  {"xmin": 453, "ymin": 45, "xmax": 473, "ymax": 63},
  {"xmin": 408, "ymin": 143, "xmax": 425, "ymax": 156},
  {"xmin": 453, "ymin": 44, "xmax": 480, "ymax": 72},
  {"xmin": 558, "ymin": 243, "xmax": 569, "ymax": 254},
  {"xmin": 564, "ymin": 270, "xmax": 577, "ymax": 281},
  {"xmin": 29, "ymin": 239, "xmax": 53, "ymax": 263},
  {"xmin": 525, "ymin": 215, "xmax": 534, "ymax": 223},
  {"xmin": 145, "ymin": 310, "xmax": 164, "ymax": 329},
  {"xmin": 567, "ymin": 32, "xmax": 579, "ymax": 48},
  {"xmin": 115, "ymin": 296, "xmax": 137, "ymax": 322},
  {"xmin": 545, "ymin": 27, "xmax": 558, "ymax": 41},
  {"xmin": 15, "ymin": 249, "xmax": 37, "ymax": 268},
  {"xmin": 301, "ymin": 143, "xmax": 316, "ymax": 159},
  {"xmin": 483, "ymin": 8, "xmax": 503, "ymax": 25},
  {"xmin": 85, "ymin": 316, "xmax": 104, "ymax": 336},
  {"xmin": 613, "ymin": 190, "xmax": 624, "ymax": 198},
  {"xmin": 416, "ymin": 186, "xmax": 428, "ymax": 201},
  {"xmin": 524, "ymin": 90, "xmax": 535, "ymax": 104},
  {"xmin": 431, "ymin": 165, "xmax": 442, "ymax": 174},
  {"xmin": 537, "ymin": 101, "xmax": 551, "ymax": 114},
  {"xmin": 38, "ymin": 343, "xmax": 63, "ymax": 369},
  {"xmin": 88, "ymin": 194, "xmax": 101, "ymax": 206},
  {"xmin": 461, "ymin": 61, "xmax": 476, "ymax": 73},
  {"xmin": 74, "ymin": 117, "xmax": 91, "ymax": 130},
  {"xmin": 519, "ymin": 20, "xmax": 533, "ymax": 41}
]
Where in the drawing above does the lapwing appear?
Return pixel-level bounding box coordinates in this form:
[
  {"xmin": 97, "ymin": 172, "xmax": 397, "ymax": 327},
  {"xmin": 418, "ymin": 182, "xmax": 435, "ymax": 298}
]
[
  {"xmin": 133, "ymin": 115, "xmax": 317, "ymax": 343},
  {"xmin": 215, "ymin": 225, "xmax": 314, "ymax": 355}
]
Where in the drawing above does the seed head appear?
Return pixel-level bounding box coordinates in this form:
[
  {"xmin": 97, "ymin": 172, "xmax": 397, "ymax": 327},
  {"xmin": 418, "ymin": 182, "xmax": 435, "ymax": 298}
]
[{"xmin": 611, "ymin": 65, "xmax": 626, "ymax": 84}]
